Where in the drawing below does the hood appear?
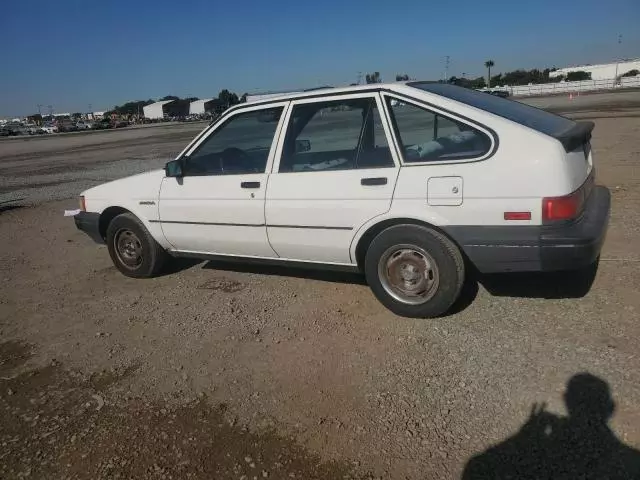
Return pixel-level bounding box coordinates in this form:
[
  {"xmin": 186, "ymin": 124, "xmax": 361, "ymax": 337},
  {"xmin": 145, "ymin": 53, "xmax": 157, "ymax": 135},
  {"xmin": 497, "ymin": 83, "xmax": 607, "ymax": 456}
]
[{"xmin": 82, "ymin": 169, "xmax": 166, "ymax": 200}]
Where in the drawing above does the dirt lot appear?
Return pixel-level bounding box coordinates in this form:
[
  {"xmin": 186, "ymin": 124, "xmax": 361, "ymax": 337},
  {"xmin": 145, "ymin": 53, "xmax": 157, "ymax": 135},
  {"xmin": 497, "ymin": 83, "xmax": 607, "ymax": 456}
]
[{"xmin": 1, "ymin": 98, "xmax": 640, "ymax": 479}]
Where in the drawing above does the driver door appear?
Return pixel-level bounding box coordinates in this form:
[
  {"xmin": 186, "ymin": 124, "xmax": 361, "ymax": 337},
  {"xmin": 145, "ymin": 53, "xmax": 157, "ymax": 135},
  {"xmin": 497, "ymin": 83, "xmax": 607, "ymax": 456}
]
[{"xmin": 158, "ymin": 103, "xmax": 287, "ymax": 257}]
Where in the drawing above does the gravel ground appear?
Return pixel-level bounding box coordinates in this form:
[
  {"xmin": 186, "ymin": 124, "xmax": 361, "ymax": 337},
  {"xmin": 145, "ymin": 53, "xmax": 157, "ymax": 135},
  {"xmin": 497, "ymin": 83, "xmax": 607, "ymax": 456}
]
[
  {"xmin": 1, "ymin": 100, "xmax": 640, "ymax": 479},
  {"xmin": 0, "ymin": 123, "xmax": 207, "ymax": 205}
]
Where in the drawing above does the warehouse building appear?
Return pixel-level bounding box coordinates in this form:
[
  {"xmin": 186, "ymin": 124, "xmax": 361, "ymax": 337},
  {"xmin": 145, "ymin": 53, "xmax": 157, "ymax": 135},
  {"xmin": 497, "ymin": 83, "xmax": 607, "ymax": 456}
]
[
  {"xmin": 189, "ymin": 98, "xmax": 223, "ymax": 115},
  {"xmin": 143, "ymin": 100, "xmax": 174, "ymax": 119},
  {"xmin": 550, "ymin": 59, "xmax": 640, "ymax": 80}
]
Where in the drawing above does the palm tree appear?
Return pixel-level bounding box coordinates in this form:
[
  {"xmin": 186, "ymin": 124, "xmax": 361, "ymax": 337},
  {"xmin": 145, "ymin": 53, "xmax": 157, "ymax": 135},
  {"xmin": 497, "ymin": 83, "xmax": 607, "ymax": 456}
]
[{"xmin": 484, "ymin": 60, "xmax": 495, "ymax": 88}]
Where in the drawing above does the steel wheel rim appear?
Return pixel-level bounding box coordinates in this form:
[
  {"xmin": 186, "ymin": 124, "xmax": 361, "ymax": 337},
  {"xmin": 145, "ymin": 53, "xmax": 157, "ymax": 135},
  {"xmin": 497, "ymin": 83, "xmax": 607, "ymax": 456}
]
[
  {"xmin": 114, "ymin": 228, "xmax": 143, "ymax": 269},
  {"xmin": 377, "ymin": 244, "xmax": 440, "ymax": 305}
]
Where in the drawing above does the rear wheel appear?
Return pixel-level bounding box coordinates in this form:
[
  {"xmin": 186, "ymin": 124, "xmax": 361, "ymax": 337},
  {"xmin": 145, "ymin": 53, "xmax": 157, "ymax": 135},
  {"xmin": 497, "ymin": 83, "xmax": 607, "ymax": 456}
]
[
  {"xmin": 106, "ymin": 213, "xmax": 168, "ymax": 278},
  {"xmin": 364, "ymin": 224, "xmax": 465, "ymax": 318}
]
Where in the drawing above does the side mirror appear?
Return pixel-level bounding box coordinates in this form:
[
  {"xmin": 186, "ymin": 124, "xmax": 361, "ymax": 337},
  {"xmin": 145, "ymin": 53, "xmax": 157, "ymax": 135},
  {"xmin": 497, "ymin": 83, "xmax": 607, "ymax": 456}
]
[
  {"xmin": 295, "ymin": 139, "xmax": 311, "ymax": 153},
  {"xmin": 165, "ymin": 158, "xmax": 184, "ymax": 177}
]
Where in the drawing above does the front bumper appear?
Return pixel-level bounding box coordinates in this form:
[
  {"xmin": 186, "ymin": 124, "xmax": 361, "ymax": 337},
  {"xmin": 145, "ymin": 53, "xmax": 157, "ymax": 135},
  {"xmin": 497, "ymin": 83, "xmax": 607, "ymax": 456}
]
[
  {"xmin": 445, "ymin": 186, "xmax": 611, "ymax": 273},
  {"xmin": 74, "ymin": 212, "xmax": 104, "ymax": 244}
]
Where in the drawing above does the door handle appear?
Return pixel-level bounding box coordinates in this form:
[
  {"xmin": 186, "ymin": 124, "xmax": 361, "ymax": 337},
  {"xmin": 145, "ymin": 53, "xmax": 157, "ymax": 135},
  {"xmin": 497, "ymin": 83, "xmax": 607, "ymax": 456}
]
[
  {"xmin": 241, "ymin": 181, "xmax": 261, "ymax": 189},
  {"xmin": 361, "ymin": 177, "xmax": 387, "ymax": 186}
]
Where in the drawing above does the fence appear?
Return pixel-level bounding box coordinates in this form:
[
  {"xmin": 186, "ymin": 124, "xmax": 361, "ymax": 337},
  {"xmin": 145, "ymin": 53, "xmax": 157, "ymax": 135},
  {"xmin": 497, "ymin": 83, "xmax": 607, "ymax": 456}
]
[{"xmin": 501, "ymin": 76, "xmax": 640, "ymax": 97}]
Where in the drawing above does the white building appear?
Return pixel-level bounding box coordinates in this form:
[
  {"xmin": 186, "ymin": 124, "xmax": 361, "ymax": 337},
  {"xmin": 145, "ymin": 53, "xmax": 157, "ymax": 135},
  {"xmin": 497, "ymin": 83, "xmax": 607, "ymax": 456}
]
[
  {"xmin": 189, "ymin": 98, "xmax": 213, "ymax": 115},
  {"xmin": 143, "ymin": 100, "xmax": 174, "ymax": 119},
  {"xmin": 550, "ymin": 59, "xmax": 640, "ymax": 80}
]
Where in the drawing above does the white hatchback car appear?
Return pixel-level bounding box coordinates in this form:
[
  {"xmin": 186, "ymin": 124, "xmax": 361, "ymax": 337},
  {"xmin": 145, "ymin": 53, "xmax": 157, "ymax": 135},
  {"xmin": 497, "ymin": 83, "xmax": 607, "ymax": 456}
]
[{"xmin": 74, "ymin": 82, "xmax": 610, "ymax": 318}]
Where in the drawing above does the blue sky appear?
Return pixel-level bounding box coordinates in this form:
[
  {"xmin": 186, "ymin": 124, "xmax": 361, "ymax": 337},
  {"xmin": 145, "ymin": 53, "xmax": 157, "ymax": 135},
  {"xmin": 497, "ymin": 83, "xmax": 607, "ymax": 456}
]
[{"xmin": 1, "ymin": 0, "xmax": 639, "ymax": 116}]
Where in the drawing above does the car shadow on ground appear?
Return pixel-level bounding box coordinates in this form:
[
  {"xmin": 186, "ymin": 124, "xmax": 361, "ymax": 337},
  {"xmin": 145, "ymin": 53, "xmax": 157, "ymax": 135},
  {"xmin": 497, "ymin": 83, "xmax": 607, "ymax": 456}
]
[
  {"xmin": 196, "ymin": 260, "xmax": 597, "ymax": 315},
  {"xmin": 161, "ymin": 257, "xmax": 204, "ymax": 276},
  {"xmin": 0, "ymin": 204, "xmax": 24, "ymax": 215},
  {"xmin": 474, "ymin": 260, "xmax": 599, "ymax": 300},
  {"xmin": 462, "ymin": 373, "xmax": 640, "ymax": 479},
  {"xmin": 201, "ymin": 260, "xmax": 367, "ymax": 285}
]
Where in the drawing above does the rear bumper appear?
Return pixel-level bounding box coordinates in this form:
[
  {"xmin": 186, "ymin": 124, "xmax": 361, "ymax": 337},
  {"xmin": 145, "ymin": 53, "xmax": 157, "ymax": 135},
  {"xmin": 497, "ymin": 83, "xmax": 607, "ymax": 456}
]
[
  {"xmin": 74, "ymin": 212, "xmax": 104, "ymax": 244},
  {"xmin": 446, "ymin": 186, "xmax": 611, "ymax": 273}
]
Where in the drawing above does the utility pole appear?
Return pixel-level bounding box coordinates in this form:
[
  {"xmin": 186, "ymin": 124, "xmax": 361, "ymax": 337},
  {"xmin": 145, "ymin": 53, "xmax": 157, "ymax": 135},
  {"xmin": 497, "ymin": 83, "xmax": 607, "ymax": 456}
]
[
  {"xmin": 47, "ymin": 105, "xmax": 53, "ymax": 118},
  {"xmin": 37, "ymin": 104, "xmax": 42, "ymax": 116},
  {"xmin": 357, "ymin": 71, "xmax": 363, "ymax": 85},
  {"xmin": 444, "ymin": 56, "xmax": 450, "ymax": 82},
  {"xmin": 614, "ymin": 34, "xmax": 623, "ymax": 83}
]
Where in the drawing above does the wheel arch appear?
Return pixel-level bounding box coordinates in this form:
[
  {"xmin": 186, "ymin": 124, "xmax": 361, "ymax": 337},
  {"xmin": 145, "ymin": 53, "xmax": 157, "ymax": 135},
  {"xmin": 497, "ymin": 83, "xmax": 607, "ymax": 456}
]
[
  {"xmin": 98, "ymin": 206, "xmax": 133, "ymax": 240},
  {"xmin": 353, "ymin": 217, "xmax": 465, "ymax": 270}
]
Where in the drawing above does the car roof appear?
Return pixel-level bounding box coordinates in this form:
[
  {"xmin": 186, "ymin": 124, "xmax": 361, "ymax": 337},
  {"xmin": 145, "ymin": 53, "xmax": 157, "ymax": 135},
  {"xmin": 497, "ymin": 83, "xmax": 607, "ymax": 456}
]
[{"xmin": 242, "ymin": 82, "xmax": 412, "ymax": 106}]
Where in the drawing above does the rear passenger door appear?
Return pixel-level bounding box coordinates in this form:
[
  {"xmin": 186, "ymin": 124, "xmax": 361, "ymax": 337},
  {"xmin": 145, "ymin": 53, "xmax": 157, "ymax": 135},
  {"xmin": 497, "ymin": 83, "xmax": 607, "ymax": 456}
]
[{"xmin": 265, "ymin": 93, "xmax": 400, "ymax": 264}]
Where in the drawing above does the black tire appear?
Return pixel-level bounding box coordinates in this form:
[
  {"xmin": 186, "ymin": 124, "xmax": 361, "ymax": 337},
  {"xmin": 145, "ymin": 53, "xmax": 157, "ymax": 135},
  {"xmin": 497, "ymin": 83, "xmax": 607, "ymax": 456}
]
[
  {"xmin": 106, "ymin": 213, "xmax": 168, "ymax": 278},
  {"xmin": 364, "ymin": 224, "xmax": 465, "ymax": 318}
]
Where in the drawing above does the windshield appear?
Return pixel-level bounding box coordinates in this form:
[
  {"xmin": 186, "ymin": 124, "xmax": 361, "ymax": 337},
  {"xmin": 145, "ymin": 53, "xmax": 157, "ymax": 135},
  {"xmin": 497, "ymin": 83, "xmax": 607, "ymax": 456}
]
[{"xmin": 409, "ymin": 82, "xmax": 575, "ymax": 137}]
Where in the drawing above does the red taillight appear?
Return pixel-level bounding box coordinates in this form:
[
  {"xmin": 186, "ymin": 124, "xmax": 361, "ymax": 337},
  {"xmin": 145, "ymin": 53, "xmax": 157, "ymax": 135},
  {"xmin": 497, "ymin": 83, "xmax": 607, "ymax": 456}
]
[{"xmin": 542, "ymin": 190, "xmax": 582, "ymax": 222}]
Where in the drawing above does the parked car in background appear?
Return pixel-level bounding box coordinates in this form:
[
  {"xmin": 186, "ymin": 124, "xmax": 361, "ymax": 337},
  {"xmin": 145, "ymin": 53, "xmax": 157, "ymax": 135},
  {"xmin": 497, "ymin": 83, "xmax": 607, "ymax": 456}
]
[
  {"xmin": 76, "ymin": 121, "xmax": 93, "ymax": 130},
  {"xmin": 488, "ymin": 90, "xmax": 510, "ymax": 98},
  {"xmin": 58, "ymin": 121, "xmax": 78, "ymax": 133},
  {"xmin": 24, "ymin": 124, "xmax": 39, "ymax": 135},
  {"xmin": 40, "ymin": 124, "xmax": 58, "ymax": 134},
  {"xmin": 5, "ymin": 123, "xmax": 27, "ymax": 135},
  {"xmin": 74, "ymin": 82, "xmax": 610, "ymax": 318},
  {"xmin": 94, "ymin": 119, "xmax": 114, "ymax": 130}
]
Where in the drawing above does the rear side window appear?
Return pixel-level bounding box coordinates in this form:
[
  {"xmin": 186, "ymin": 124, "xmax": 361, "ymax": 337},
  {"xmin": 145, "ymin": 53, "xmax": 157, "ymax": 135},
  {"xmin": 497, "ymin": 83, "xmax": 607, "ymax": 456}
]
[
  {"xmin": 385, "ymin": 98, "xmax": 492, "ymax": 162},
  {"xmin": 410, "ymin": 82, "xmax": 575, "ymax": 137},
  {"xmin": 279, "ymin": 97, "xmax": 393, "ymax": 172}
]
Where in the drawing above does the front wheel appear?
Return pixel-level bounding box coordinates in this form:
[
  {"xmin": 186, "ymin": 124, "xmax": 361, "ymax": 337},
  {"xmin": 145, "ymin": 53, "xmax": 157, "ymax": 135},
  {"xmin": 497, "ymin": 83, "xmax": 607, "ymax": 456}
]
[
  {"xmin": 106, "ymin": 213, "xmax": 168, "ymax": 278},
  {"xmin": 364, "ymin": 225, "xmax": 465, "ymax": 318}
]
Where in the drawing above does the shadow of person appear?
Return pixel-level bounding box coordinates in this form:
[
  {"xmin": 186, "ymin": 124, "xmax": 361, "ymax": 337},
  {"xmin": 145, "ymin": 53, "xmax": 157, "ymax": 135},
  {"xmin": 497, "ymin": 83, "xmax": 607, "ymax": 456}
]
[{"xmin": 462, "ymin": 373, "xmax": 640, "ymax": 479}]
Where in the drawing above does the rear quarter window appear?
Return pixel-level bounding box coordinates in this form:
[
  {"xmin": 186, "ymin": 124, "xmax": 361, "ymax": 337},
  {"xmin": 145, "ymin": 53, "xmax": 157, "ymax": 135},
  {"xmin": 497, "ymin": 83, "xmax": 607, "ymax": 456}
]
[
  {"xmin": 386, "ymin": 97, "xmax": 492, "ymax": 162},
  {"xmin": 410, "ymin": 82, "xmax": 575, "ymax": 137}
]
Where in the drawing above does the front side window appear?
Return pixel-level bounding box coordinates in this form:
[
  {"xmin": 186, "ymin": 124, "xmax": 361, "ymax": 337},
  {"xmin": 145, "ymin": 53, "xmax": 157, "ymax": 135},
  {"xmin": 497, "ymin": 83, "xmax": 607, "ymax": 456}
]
[
  {"xmin": 184, "ymin": 107, "xmax": 283, "ymax": 176},
  {"xmin": 278, "ymin": 97, "xmax": 393, "ymax": 173},
  {"xmin": 386, "ymin": 98, "xmax": 492, "ymax": 162}
]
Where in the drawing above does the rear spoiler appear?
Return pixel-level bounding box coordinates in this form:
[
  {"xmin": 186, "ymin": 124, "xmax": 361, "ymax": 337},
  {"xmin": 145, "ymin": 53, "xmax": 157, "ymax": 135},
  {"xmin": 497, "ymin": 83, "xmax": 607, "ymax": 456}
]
[{"xmin": 554, "ymin": 121, "xmax": 594, "ymax": 152}]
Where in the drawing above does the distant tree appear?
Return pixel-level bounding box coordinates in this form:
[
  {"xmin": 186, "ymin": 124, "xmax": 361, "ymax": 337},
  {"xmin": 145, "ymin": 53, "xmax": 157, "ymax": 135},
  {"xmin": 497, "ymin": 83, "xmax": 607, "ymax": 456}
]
[
  {"xmin": 484, "ymin": 60, "xmax": 495, "ymax": 87},
  {"xmin": 240, "ymin": 93, "xmax": 248, "ymax": 103},
  {"xmin": 217, "ymin": 89, "xmax": 232, "ymax": 107},
  {"xmin": 71, "ymin": 113, "xmax": 82, "ymax": 120},
  {"xmin": 160, "ymin": 95, "xmax": 180, "ymax": 101},
  {"xmin": 28, "ymin": 113, "xmax": 43, "ymax": 124},
  {"xmin": 365, "ymin": 72, "xmax": 381, "ymax": 84},
  {"xmin": 490, "ymin": 73, "xmax": 503, "ymax": 87},
  {"xmin": 472, "ymin": 76, "xmax": 486, "ymax": 89},
  {"xmin": 395, "ymin": 73, "xmax": 410, "ymax": 81},
  {"xmin": 448, "ymin": 75, "xmax": 487, "ymax": 90},
  {"xmin": 566, "ymin": 70, "xmax": 591, "ymax": 81},
  {"xmin": 110, "ymin": 99, "xmax": 155, "ymax": 116},
  {"xmin": 622, "ymin": 69, "xmax": 639, "ymax": 77}
]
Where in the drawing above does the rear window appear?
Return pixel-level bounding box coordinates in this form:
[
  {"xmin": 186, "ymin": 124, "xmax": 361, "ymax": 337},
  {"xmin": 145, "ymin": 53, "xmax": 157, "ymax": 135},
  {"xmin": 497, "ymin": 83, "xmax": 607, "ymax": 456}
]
[{"xmin": 409, "ymin": 82, "xmax": 576, "ymax": 137}]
